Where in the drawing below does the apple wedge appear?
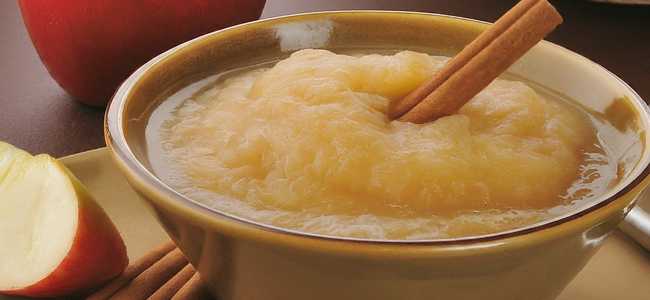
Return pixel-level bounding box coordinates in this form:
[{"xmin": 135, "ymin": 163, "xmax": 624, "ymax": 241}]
[{"xmin": 0, "ymin": 142, "xmax": 128, "ymax": 297}]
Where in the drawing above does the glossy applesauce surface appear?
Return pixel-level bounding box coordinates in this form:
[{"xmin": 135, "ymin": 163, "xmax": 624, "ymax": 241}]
[{"xmin": 147, "ymin": 49, "xmax": 618, "ymax": 239}]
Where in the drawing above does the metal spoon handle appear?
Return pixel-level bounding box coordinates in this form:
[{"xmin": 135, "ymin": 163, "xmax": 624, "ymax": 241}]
[{"xmin": 620, "ymin": 195, "xmax": 650, "ymax": 251}]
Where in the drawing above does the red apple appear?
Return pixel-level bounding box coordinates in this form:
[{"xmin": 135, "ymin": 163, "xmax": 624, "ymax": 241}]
[
  {"xmin": 19, "ymin": 0, "xmax": 266, "ymax": 106},
  {"xmin": 0, "ymin": 142, "xmax": 128, "ymax": 298}
]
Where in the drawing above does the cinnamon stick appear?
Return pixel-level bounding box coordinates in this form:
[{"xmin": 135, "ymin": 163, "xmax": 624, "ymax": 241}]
[
  {"xmin": 148, "ymin": 264, "xmax": 196, "ymax": 300},
  {"xmin": 388, "ymin": 0, "xmax": 562, "ymax": 123},
  {"xmin": 109, "ymin": 248, "xmax": 188, "ymax": 300},
  {"xmin": 87, "ymin": 241, "xmax": 176, "ymax": 300},
  {"xmin": 171, "ymin": 272, "xmax": 211, "ymax": 300}
]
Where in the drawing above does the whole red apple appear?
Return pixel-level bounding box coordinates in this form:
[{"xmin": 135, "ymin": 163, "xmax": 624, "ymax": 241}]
[{"xmin": 19, "ymin": 0, "xmax": 266, "ymax": 106}]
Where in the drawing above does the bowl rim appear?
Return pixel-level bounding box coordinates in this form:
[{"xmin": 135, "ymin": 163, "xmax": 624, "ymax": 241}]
[{"xmin": 105, "ymin": 10, "xmax": 650, "ymax": 247}]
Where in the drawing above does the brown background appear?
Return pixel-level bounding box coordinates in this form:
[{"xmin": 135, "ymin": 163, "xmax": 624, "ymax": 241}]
[{"xmin": 1, "ymin": 0, "xmax": 649, "ymax": 157}]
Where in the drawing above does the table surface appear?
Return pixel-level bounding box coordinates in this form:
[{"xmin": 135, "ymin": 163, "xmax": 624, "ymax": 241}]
[{"xmin": 1, "ymin": 0, "xmax": 649, "ymax": 157}]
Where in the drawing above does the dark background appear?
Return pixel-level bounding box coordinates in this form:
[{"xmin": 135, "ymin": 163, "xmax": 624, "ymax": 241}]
[{"xmin": 1, "ymin": 0, "xmax": 648, "ymax": 157}]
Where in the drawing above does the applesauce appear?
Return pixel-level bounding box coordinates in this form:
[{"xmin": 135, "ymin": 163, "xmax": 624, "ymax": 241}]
[{"xmin": 147, "ymin": 49, "xmax": 618, "ymax": 239}]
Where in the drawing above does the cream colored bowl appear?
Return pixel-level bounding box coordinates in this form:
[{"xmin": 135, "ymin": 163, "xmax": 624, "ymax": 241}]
[{"xmin": 105, "ymin": 11, "xmax": 650, "ymax": 300}]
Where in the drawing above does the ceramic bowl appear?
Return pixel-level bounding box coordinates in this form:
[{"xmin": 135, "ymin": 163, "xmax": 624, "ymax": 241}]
[{"xmin": 105, "ymin": 11, "xmax": 650, "ymax": 300}]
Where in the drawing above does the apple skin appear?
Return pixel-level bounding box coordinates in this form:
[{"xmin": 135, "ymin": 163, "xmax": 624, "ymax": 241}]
[
  {"xmin": 2, "ymin": 160, "xmax": 128, "ymax": 298},
  {"xmin": 19, "ymin": 0, "xmax": 266, "ymax": 107}
]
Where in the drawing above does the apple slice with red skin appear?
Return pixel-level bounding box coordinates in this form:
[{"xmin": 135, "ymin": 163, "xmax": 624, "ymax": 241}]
[
  {"xmin": 18, "ymin": 0, "xmax": 266, "ymax": 106},
  {"xmin": 0, "ymin": 142, "xmax": 128, "ymax": 298}
]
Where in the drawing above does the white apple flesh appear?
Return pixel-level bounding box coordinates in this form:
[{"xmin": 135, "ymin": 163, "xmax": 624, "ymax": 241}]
[{"xmin": 0, "ymin": 142, "xmax": 128, "ymax": 297}]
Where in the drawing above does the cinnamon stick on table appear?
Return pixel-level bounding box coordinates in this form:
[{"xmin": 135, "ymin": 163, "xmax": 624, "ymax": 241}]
[
  {"xmin": 109, "ymin": 248, "xmax": 188, "ymax": 299},
  {"xmin": 148, "ymin": 264, "xmax": 196, "ymax": 300},
  {"xmin": 388, "ymin": 0, "xmax": 563, "ymax": 123},
  {"xmin": 87, "ymin": 242, "xmax": 210, "ymax": 300},
  {"xmin": 87, "ymin": 241, "xmax": 177, "ymax": 300}
]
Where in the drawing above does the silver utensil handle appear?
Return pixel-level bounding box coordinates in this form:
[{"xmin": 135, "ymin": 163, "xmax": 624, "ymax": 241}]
[{"xmin": 620, "ymin": 206, "xmax": 650, "ymax": 251}]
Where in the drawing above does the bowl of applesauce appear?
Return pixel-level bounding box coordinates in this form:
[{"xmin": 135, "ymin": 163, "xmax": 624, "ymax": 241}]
[{"xmin": 105, "ymin": 11, "xmax": 650, "ymax": 300}]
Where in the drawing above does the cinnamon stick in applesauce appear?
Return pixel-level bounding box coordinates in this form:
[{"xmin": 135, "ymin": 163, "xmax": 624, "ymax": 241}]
[{"xmin": 388, "ymin": 0, "xmax": 562, "ymax": 123}]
